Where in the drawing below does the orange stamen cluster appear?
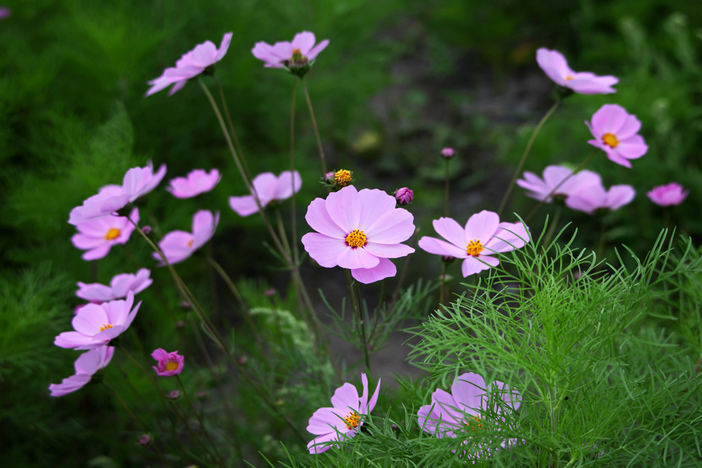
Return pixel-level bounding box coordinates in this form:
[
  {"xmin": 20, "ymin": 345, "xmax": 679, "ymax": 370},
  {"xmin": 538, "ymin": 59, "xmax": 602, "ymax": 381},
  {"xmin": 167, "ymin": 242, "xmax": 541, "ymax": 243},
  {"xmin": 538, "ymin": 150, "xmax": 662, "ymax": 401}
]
[
  {"xmin": 343, "ymin": 411, "xmax": 361, "ymax": 429},
  {"xmin": 165, "ymin": 360, "xmax": 179, "ymax": 371},
  {"xmin": 345, "ymin": 229, "xmax": 367, "ymax": 248},
  {"xmin": 334, "ymin": 169, "xmax": 352, "ymax": 187},
  {"xmin": 105, "ymin": 228, "xmax": 120, "ymax": 241},
  {"xmin": 602, "ymin": 132, "xmax": 619, "ymax": 148},
  {"xmin": 466, "ymin": 240, "xmax": 484, "ymax": 256},
  {"xmin": 99, "ymin": 323, "xmax": 114, "ymax": 332}
]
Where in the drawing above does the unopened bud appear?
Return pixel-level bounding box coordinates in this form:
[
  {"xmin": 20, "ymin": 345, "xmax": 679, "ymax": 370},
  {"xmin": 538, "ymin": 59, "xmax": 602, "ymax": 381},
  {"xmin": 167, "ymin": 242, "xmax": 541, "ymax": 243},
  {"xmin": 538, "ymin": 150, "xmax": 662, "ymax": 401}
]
[
  {"xmin": 237, "ymin": 356, "xmax": 248, "ymax": 366},
  {"xmin": 141, "ymin": 225, "xmax": 152, "ymax": 235},
  {"xmin": 394, "ymin": 187, "xmax": 414, "ymax": 205},
  {"xmin": 138, "ymin": 434, "xmax": 152, "ymax": 446},
  {"xmin": 264, "ymin": 288, "xmax": 277, "ymax": 297},
  {"xmin": 441, "ymin": 147, "xmax": 455, "ymax": 159},
  {"xmin": 167, "ymin": 390, "xmax": 181, "ymax": 400}
]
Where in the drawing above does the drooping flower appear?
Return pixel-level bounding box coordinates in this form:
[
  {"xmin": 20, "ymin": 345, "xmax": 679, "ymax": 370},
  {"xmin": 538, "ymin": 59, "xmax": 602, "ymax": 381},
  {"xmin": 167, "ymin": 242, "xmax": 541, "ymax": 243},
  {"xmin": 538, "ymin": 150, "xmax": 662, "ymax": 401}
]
[
  {"xmin": 441, "ymin": 147, "xmax": 455, "ymax": 159},
  {"xmin": 517, "ymin": 166, "xmax": 601, "ymax": 202},
  {"xmin": 418, "ymin": 211, "xmax": 528, "ymax": 277},
  {"xmin": 566, "ymin": 182, "xmax": 635, "ymax": 214},
  {"xmin": 151, "ymin": 348, "xmax": 185, "ymax": 376},
  {"xmin": 167, "ymin": 169, "xmax": 221, "ymax": 198},
  {"xmin": 71, "ymin": 208, "xmax": 139, "ymax": 261},
  {"xmin": 229, "ymin": 171, "xmax": 301, "ymax": 217},
  {"xmin": 301, "ymin": 185, "xmax": 415, "ymax": 284},
  {"xmin": 54, "ymin": 292, "xmax": 141, "ymax": 350},
  {"xmin": 307, "ymin": 373, "xmax": 381, "ymax": 454},
  {"xmin": 647, "ymin": 183, "xmax": 688, "ymax": 206},
  {"xmin": 76, "ymin": 268, "xmax": 152, "ymax": 303},
  {"xmin": 49, "ymin": 346, "xmax": 114, "ymax": 397},
  {"xmin": 252, "ymin": 31, "xmax": 329, "ymax": 76},
  {"xmin": 146, "ymin": 32, "xmax": 233, "ymax": 96},
  {"xmin": 394, "ymin": 187, "xmax": 414, "ymax": 205},
  {"xmin": 154, "ymin": 210, "xmax": 219, "ymax": 265},
  {"xmin": 586, "ymin": 104, "xmax": 648, "ymax": 168},
  {"xmin": 536, "ymin": 48, "xmax": 618, "ymax": 94}
]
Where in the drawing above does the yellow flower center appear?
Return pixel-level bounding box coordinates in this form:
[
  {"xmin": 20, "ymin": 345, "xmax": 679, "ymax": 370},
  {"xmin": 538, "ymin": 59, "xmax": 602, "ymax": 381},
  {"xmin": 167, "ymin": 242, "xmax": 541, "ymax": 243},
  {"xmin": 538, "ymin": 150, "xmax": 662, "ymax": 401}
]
[
  {"xmin": 99, "ymin": 323, "xmax": 113, "ymax": 332},
  {"xmin": 602, "ymin": 132, "xmax": 619, "ymax": 148},
  {"xmin": 345, "ymin": 229, "xmax": 367, "ymax": 248},
  {"xmin": 104, "ymin": 228, "xmax": 120, "ymax": 241},
  {"xmin": 343, "ymin": 411, "xmax": 361, "ymax": 430},
  {"xmin": 165, "ymin": 360, "xmax": 179, "ymax": 371},
  {"xmin": 187, "ymin": 238, "xmax": 194, "ymax": 248},
  {"xmin": 466, "ymin": 240, "xmax": 484, "ymax": 256},
  {"xmin": 334, "ymin": 169, "xmax": 352, "ymax": 187},
  {"xmin": 564, "ymin": 75, "xmax": 574, "ymax": 81},
  {"xmin": 465, "ymin": 415, "xmax": 483, "ymax": 431}
]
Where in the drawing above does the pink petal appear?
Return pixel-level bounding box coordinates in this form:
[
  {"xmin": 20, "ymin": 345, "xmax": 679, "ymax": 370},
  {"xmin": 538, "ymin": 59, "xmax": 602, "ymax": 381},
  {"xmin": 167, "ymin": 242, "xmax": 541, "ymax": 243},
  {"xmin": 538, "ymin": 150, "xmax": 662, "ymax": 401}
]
[
  {"xmin": 367, "ymin": 377, "xmax": 381, "ymax": 413},
  {"xmin": 305, "ymin": 198, "xmax": 346, "ymax": 239},
  {"xmin": 536, "ymin": 48, "xmax": 570, "ymax": 85},
  {"xmin": 49, "ymin": 374, "xmax": 92, "ymax": 397},
  {"xmin": 418, "ymin": 236, "xmax": 466, "ymax": 258},
  {"xmin": 307, "ymin": 39, "xmax": 329, "ymax": 61},
  {"xmin": 591, "ymin": 104, "xmax": 627, "ymax": 134},
  {"xmin": 364, "ymin": 208, "xmax": 415, "ymax": 244},
  {"xmin": 330, "ymin": 382, "xmax": 360, "ymax": 412},
  {"xmin": 461, "ymin": 255, "xmax": 498, "ymax": 277},
  {"xmin": 301, "ymin": 233, "xmax": 347, "ymax": 268},
  {"xmin": 215, "ymin": 32, "xmax": 234, "ymax": 61},
  {"xmin": 307, "ymin": 407, "xmax": 347, "ymax": 435},
  {"xmin": 431, "ymin": 217, "xmax": 466, "ymax": 249},
  {"xmin": 307, "ymin": 431, "xmax": 341, "ymax": 454},
  {"xmin": 351, "ymin": 257, "xmax": 396, "ymax": 284},
  {"xmin": 273, "ymin": 171, "xmax": 302, "ymax": 200},
  {"xmin": 617, "ymin": 114, "xmax": 642, "ymax": 139},
  {"xmin": 291, "ymin": 31, "xmax": 316, "ymax": 56},
  {"xmin": 336, "ymin": 246, "xmax": 379, "ymax": 270},
  {"xmin": 357, "ymin": 189, "xmax": 396, "ymax": 232},
  {"xmin": 325, "ymin": 185, "xmax": 360, "ymax": 233},
  {"xmin": 229, "ymin": 195, "xmax": 259, "ymax": 217},
  {"xmin": 72, "ymin": 304, "xmax": 109, "ymax": 335},
  {"xmin": 605, "ymin": 185, "xmax": 635, "ymax": 210},
  {"xmin": 464, "ymin": 210, "xmax": 500, "ymax": 243},
  {"xmin": 82, "ymin": 245, "xmax": 112, "ymax": 261},
  {"xmin": 451, "ymin": 373, "xmax": 487, "ymax": 412},
  {"xmin": 363, "ymin": 242, "xmax": 414, "ymax": 258},
  {"xmin": 250, "ymin": 172, "xmax": 279, "ymax": 207}
]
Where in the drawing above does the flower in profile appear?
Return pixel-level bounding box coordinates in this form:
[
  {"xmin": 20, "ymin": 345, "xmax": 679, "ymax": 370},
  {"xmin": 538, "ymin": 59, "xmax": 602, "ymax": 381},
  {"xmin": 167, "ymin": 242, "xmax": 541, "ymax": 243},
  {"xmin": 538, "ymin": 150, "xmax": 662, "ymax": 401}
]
[
  {"xmin": 252, "ymin": 31, "xmax": 329, "ymax": 76},
  {"xmin": 154, "ymin": 210, "xmax": 219, "ymax": 265},
  {"xmin": 394, "ymin": 187, "xmax": 414, "ymax": 205},
  {"xmin": 536, "ymin": 48, "xmax": 618, "ymax": 94},
  {"xmin": 418, "ymin": 211, "xmax": 528, "ymax": 277},
  {"xmin": 71, "ymin": 208, "xmax": 139, "ymax": 261},
  {"xmin": 167, "ymin": 169, "xmax": 221, "ymax": 198},
  {"xmin": 146, "ymin": 32, "xmax": 233, "ymax": 96},
  {"xmin": 54, "ymin": 292, "xmax": 141, "ymax": 350},
  {"xmin": 566, "ymin": 182, "xmax": 635, "ymax": 214},
  {"xmin": 301, "ymin": 185, "xmax": 415, "ymax": 284},
  {"xmin": 49, "ymin": 346, "xmax": 114, "ymax": 397},
  {"xmin": 586, "ymin": 104, "xmax": 648, "ymax": 168},
  {"xmin": 647, "ymin": 183, "xmax": 688, "ymax": 206},
  {"xmin": 441, "ymin": 147, "xmax": 455, "ymax": 159},
  {"xmin": 517, "ymin": 166, "xmax": 601, "ymax": 203},
  {"xmin": 307, "ymin": 373, "xmax": 381, "ymax": 454},
  {"xmin": 121, "ymin": 161, "xmax": 168, "ymax": 202},
  {"xmin": 229, "ymin": 171, "xmax": 301, "ymax": 217},
  {"xmin": 151, "ymin": 348, "xmax": 185, "ymax": 376},
  {"xmin": 76, "ymin": 268, "xmax": 152, "ymax": 303}
]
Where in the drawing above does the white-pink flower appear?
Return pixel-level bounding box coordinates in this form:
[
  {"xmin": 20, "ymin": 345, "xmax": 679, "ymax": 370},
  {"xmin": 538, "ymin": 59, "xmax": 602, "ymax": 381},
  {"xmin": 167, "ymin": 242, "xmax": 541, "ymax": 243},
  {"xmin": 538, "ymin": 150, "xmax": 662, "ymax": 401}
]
[
  {"xmin": 647, "ymin": 183, "xmax": 688, "ymax": 206},
  {"xmin": 76, "ymin": 269, "xmax": 152, "ymax": 303},
  {"xmin": 586, "ymin": 104, "xmax": 647, "ymax": 168},
  {"xmin": 154, "ymin": 210, "xmax": 219, "ymax": 265},
  {"xmin": 229, "ymin": 171, "xmax": 301, "ymax": 217},
  {"xmin": 167, "ymin": 169, "xmax": 221, "ymax": 198},
  {"xmin": 49, "ymin": 346, "xmax": 114, "ymax": 397},
  {"xmin": 517, "ymin": 166, "xmax": 601, "ymax": 202},
  {"xmin": 536, "ymin": 48, "xmax": 618, "ymax": 94},
  {"xmin": 252, "ymin": 31, "xmax": 329, "ymax": 71},
  {"xmin": 566, "ymin": 183, "xmax": 635, "ymax": 214},
  {"xmin": 71, "ymin": 208, "xmax": 139, "ymax": 261}
]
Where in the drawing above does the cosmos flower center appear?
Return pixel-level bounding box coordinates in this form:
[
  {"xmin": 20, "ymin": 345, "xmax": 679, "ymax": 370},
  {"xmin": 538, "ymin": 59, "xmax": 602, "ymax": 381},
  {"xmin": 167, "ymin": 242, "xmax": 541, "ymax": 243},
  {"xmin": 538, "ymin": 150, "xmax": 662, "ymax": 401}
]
[
  {"xmin": 602, "ymin": 132, "xmax": 619, "ymax": 148},
  {"xmin": 345, "ymin": 229, "xmax": 367, "ymax": 249},
  {"xmin": 165, "ymin": 360, "xmax": 179, "ymax": 371},
  {"xmin": 105, "ymin": 228, "xmax": 121, "ymax": 241},
  {"xmin": 465, "ymin": 415, "xmax": 483, "ymax": 431},
  {"xmin": 466, "ymin": 240, "xmax": 484, "ymax": 256},
  {"xmin": 334, "ymin": 169, "xmax": 352, "ymax": 187},
  {"xmin": 343, "ymin": 411, "xmax": 361, "ymax": 430},
  {"xmin": 99, "ymin": 323, "xmax": 113, "ymax": 332},
  {"xmin": 187, "ymin": 238, "xmax": 194, "ymax": 248},
  {"xmin": 564, "ymin": 75, "xmax": 574, "ymax": 81}
]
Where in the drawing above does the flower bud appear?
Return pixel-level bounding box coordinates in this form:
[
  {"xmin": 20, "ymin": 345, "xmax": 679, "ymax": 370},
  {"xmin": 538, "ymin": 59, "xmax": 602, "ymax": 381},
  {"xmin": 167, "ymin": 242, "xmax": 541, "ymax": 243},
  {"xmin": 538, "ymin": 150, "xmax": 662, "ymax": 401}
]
[
  {"xmin": 167, "ymin": 389, "xmax": 181, "ymax": 400},
  {"xmin": 138, "ymin": 434, "xmax": 152, "ymax": 446},
  {"xmin": 394, "ymin": 187, "xmax": 414, "ymax": 205},
  {"xmin": 441, "ymin": 147, "xmax": 455, "ymax": 159}
]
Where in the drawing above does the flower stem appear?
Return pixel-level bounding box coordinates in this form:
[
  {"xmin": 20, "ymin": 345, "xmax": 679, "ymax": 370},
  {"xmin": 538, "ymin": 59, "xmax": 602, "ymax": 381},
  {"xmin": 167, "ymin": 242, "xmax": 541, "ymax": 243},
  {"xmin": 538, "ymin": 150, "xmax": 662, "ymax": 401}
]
[
  {"xmin": 302, "ymin": 79, "xmax": 327, "ymax": 173},
  {"xmin": 444, "ymin": 158, "xmax": 451, "ymax": 217},
  {"xmin": 439, "ymin": 261, "xmax": 447, "ymax": 305},
  {"xmin": 214, "ymin": 75, "xmax": 252, "ymax": 182},
  {"xmin": 346, "ymin": 271, "xmax": 371, "ymax": 375},
  {"xmin": 289, "ymin": 79, "xmax": 300, "ymax": 269},
  {"xmin": 542, "ymin": 206, "xmax": 562, "ymax": 248},
  {"xmin": 176, "ymin": 375, "xmax": 225, "ymax": 466},
  {"xmin": 498, "ymin": 99, "xmax": 560, "ymax": 216}
]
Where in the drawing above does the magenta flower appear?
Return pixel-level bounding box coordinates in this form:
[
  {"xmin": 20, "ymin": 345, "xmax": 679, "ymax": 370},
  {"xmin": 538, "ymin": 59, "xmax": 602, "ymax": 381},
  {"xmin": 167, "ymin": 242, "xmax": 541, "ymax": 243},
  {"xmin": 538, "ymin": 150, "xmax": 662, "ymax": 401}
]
[
  {"xmin": 151, "ymin": 348, "xmax": 185, "ymax": 376},
  {"xmin": 566, "ymin": 182, "xmax": 635, "ymax": 214},
  {"xmin": 441, "ymin": 147, "xmax": 455, "ymax": 159},
  {"xmin": 146, "ymin": 32, "xmax": 233, "ymax": 96},
  {"xmin": 536, "ymin": 48, "xmax": 618, "ymax": 94},
  {"xmin": 71, "ymin": 208, "xmax": 139, "ymax": 261},
  {"xmin": 154, "ymin": 210, "xmax": 219, "ymax": 265},
  {"xmin": 54, "ymin": 292, "xmax": 141, "ymax": 350},
  {"xmin": 418, "ymin": 211, "xmax": 528, "ymax": 277},
  {"xmin": 76, "ymin": 268, "xmax": 152, "ymax": 303},
  {"xmin": 647, "ymin": 183, "xmax": 689, "ymax": 206},
  {"xmin": 394, "ymin": 187, "xmax": 414, "ymax": 205},
  {"xmin": 167, "ymin": 169, "xmax": 221, "ymax": 198},
  {"xmin": 229, "ymin": 171, "xmax": 301, "ymax": 217},
  {"xmin": 517, "ymin": 166, "xmax": 601, "ymax": 202},
  {"xmin": 307, "ymin": 373, "xmax": 381, "ymax": 454},
  {"xmin": 301, "ymin": 185, "xmax": 415, "ymax": 284},
  {"xmin": 252, "ymin": 31, "xmax": 329, "ymax": 75},
  {"xmin": 49, "ymin": 346, "xmax": 114, "ymax": 397},
  {"xmin": 586, "ymin": 104, "xmax": 648, "ymax": 168}
]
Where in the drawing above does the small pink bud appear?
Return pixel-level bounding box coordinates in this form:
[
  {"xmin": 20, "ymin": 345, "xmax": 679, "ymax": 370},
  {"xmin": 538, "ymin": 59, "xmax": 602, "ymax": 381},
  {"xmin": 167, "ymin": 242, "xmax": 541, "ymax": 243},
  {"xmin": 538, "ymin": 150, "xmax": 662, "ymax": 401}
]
[
  {"xmin": 138, "ymin": 434, "xmax": 152, "ymax": 446},
  {"xmin": 441, "ymin": 147, "xmax": 455, "ymax": 159},
  {"xmin": 394, "ymin": 187, "xmax": 414, "ymax": 205},
  {"xmin": 323, "ymin": 171, "xmax": 335, "ymax": 184},
  {"xmin": 264, "ymin": 288, "xmax": 277, "ymax": 297},
  {"xmin": 167, "ymin": 389, "xmax": 181, "ymax": 400},
  {"xmin": 237, "ymin": 356, "xmax": 248, "ymax": 366},
  {"xmin": 141, "ymin": 225, "xmax": 152, "ymax": 235}
]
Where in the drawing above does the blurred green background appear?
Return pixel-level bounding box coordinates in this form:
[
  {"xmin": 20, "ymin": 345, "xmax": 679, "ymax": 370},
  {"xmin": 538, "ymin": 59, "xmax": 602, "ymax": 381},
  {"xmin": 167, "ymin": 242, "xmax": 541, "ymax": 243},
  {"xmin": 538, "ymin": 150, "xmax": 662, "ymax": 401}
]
[{"xmin": 1, "ymin": 0, "xmax": 700, "ymax": 465}]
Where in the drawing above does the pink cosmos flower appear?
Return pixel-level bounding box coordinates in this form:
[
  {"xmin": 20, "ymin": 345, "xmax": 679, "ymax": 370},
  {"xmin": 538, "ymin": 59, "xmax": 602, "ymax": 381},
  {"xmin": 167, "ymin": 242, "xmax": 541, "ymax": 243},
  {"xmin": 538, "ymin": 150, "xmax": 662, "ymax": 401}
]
[
  {"xmin": 418, "ymin": 211, "xmax": 528, "ymax": 277},
  {"xmin": 536, "ymin": 48, "xmax": 618, "ymax": 94},
  {"xmin": 229, "ymin": 171, "xmax": 302, "ymax": 217},
  {"xmin": 151, "ymin": 348, "xmax": 185, "ymax": 376},
  {"xmin": 71, "ymin": 208, "xmax": 139, "ymax": 261},
  {"xmin": 517, "ymin": 166, "xmax": 601, "ymax": 202},
  {"xmin": 167, "ymin": 169, "xmax": 221, "ymax": 198},
  {"xmin": 301, "ymin": 185, "xmax": 415, "ymax": 284},
  {"xmin": 76, "ymin": 268, "xmax": 152, "ymax": 303},
  {"xmin": 252, "ymin": 31, "xmax": 329, "ymax": 73},
  {"xmin": 647, "ymin": 183, "xmax": 689, "ymax": 206},
  {"xmin": 54, "ymin": 292, "xmax": 141, "ymax": 350},
  {"xmin": 307, "ymin": 373, "xmax": 381, "ymax": 454},
  {"xmin": 586, "ymin": 104, "xmax": 648, "ymax": 168},
  {"xmin": 146, "ymin": 32, "xmax": 233, "ymax": 96},
  {"xmin": 49, "ymin": 346, "xmax": 114, "ymax": 397},
  {"xmin": 566, "ymin": 182, "xmax": 635, "ymax": 214},
  {"xmin": 154, "ymin": 210, "xmax": 219, "ymax": 265}
]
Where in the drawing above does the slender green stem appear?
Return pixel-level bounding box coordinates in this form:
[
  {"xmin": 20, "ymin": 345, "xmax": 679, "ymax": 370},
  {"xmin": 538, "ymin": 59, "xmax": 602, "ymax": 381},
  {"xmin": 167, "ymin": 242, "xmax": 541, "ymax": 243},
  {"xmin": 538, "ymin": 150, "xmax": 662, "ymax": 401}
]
[
  {"xmin": 346, "ymin": 271, "xmax": 370, "ymax": 375},
  {"xmin": 444, "ymin": 159, "xmax": 451, "ymax": 217},
  {"xmin": 542, "ymin": 207, "xmax": 562, "ymax": 248},
  {"xmin": 289, "ymin": 80, "xmax": 300, "ymax": 268},
  {"xmin": 596, "ymin": 219, "xmax": 607, "ymax": 259},
  {"xmin": 176, "ymin": 375, "xmax": 225, "ymax": 466},
  {"xmin": 439, "ymin": 261, "xmax": 447, "ymax": 305},
  {"xmin": 498, "ymin": 99, "xmax": 560, "ymax": 216},
  {"xmin": 214, "ymin": 76, "xmax": 252, "ymax": 182},
  {"xmin": 302, "ymin": 79, "xmax": 327, "ymax": 173}
]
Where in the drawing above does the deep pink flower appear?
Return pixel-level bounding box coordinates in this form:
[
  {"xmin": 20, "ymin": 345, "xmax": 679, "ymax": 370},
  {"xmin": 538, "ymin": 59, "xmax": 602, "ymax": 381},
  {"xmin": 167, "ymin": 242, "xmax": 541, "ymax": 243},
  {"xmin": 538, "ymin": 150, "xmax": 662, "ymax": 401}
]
[
  {"xmin": 301, "ymin": 185, "xmax": 415, "ymax": 284},
  {"xmin": 76, "ymin": 268, "xmax": 152, "ymax": 303},
  {"xmin": 517, "ymin": 166, "xmax": 601, "ymax": 202},
  {"xmin": 154, "ymin": 210, "xmax": 219, "ymax": 265},
  {"xmin": 151, "ymin": 348, "xmax": 185, "ymax": 376},
  {"xmin": 49, "ymin": 346, "xmax": 114, "ymax": 397},
  {"xmin": 647, "ymin": 183, "xmax": 688, "ymax": 206},
  {"xmin": 71, "ymin": 208, "xmax": 139, "ymax": 261},
  {"xmin": 307, "ymin": 373, "xmax": 381, "ymax": 454},
  {"xmin": 566, "ymin": 182, "xmax": 635, "ymax": 214},
  {"xmin": 586, "ymin": 104, "xmax": 648, "ymax": 168},
  {"xmin": 418, "ymin": 211, "xmax": 528, "ymax": 277},
  {"xmin": 146, "ymin": 32, "xmax": 233, "ymax": 96},
  {"xmin": 229, "ymin": 171, "xmax": 301, "ymax": 217},
  {"xmin": 441, "ymin": 147, "xmax": 455, "ymax": 159},
  {"xmin": 54, "ymin": 292, "xmax": 141, "ymax": 350},
  {"xmin": 536, "ymin": 48, "xmax": 618, "ymax": 94},
  {"xmin": 252, "ymin": 31, "xmax": 329, "ymax": 73},
  {"xmin": 167, "ymin": 169, "xmax": 221, "ymax": 198},
  {"xmin": 394, "ymin": 187, "xmax": 414, "ymax": 205}
]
